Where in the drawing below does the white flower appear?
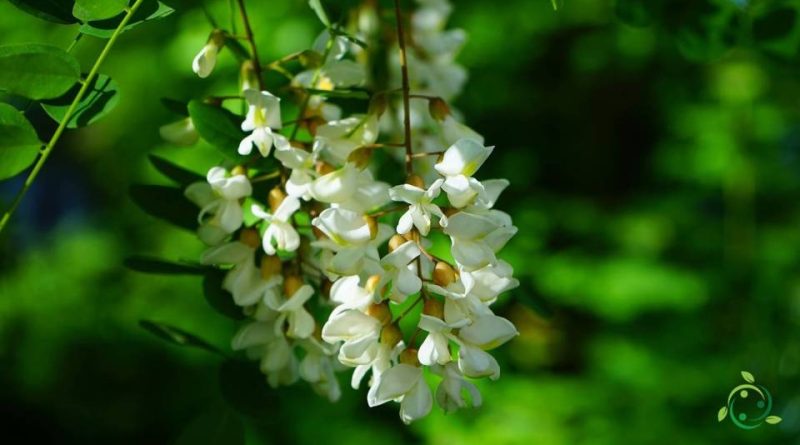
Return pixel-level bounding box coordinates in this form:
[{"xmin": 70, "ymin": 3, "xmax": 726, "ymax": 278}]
[
  {"xmin": 192, "ymin": 43, "xmax": 218, "ymax": 78},
  {"xmin": 311, "ymin": 207, "xmax": 390, "ymax": 276},
  {"xmin": 442, "ymin": 210, "xmax": 516, "ymax": 271},
  {"xmin": 378, "ymin": 241, "xmax": 422, "ymax": 303},
  {"xmin": 321, "ymin": 309, "xmax": 382, "ymax": 366},
  {"xmin": 309, "ymin": 163, "xmax": 360, "ymax": 204},
  {"xmin": 417, "ymin": 314, "xmax": 465, "ymax": 365},
  {"xmin": 329, "ymin": 275, "xmax": 375, "ymax": 314},
  {"xmin": 270, "ymin": 283, "xmax": 315, "ymax": 339},
  {"xmin": 159, "ymin": 117, "xmax": 199, "ymax": 146},
  {"xmin": 389, "ymin": 178, "xmax": 446, "ymax": 236},
  {"xmin": 432, "ymin": 362, "xmax": 481, "ymax": 413},
  {"xmin": 185, "ymin": 167, "xmax": 252, "ymax": 244},
  {"xmin": 299, "ymin": 338, "xmax": 341, "ymax": 401},
  {"xmin": 369, "ymin": 363, "xmax": 433, "ymax": 424},
  {"xmin": 251, "ymin": 196, "xmax": 301, "ymax": 255},
  {"xmin": 200, "ymin": 240, "xmax": 281, "ymax": 306},
  {"xmin": 313, "ymin": 115, "xmax": 379, "ymax": 164},
  {"xmin": 336, "ymin": 168, "xmax": 391, "ymax": 213},
  {"xmin": 274, "ymin": 145, "xmax": 316, "ymax": 200},
  {"xmin": 239, "ymin": 89, "xmax": 289, "ymax": 157},
  {"xmin": 231, "ymin": 312, "xmax": 299, "ymax": 387},
  {"xmin": 434, "ymin": 138, "xmax": 494, "ymax": 208},
  {"xmin": 468, "ymin": 260, "xmax": 520, "ymax": 304}
]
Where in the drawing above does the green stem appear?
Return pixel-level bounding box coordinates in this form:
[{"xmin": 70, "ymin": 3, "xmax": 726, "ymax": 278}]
[{"xmin": 0, "ymin": 0, "xmax": 146, "ymax": 234}]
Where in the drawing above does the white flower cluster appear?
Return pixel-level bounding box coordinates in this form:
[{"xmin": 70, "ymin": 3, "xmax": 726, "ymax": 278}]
[{"xmin": 173, "ymin": 0, "xmax": 519, "ymax": 424}]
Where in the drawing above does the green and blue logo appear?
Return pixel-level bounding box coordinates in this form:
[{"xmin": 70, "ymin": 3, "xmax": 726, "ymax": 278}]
[{"xmin": 718, "ymin": 371, "xmax": 782, "ymax": 429}]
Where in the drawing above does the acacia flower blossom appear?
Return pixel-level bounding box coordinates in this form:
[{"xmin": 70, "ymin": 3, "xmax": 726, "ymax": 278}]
[
  {"xmin": 389, "ymin": 178, "xmax": 446, "ymax": 236},
  {"xmin": 185, "ymin": 167, "xmax": 252, "ymax": 245},
  {"xmin": 251, "ymin": 195, "xmax": 301, "ymax": 255},
  {"xmin": 239, "ymin": 89, "xmax": 289, "ymax": 157}
]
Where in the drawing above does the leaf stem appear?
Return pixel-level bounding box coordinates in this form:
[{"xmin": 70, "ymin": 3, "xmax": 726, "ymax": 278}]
[
  {"xmin": 393, "ymin": 0, "xmax": 414, "ymax": 176},
  {"xmin": 0, "ymin": 0, "xmax": 147, "ymax": 234}
]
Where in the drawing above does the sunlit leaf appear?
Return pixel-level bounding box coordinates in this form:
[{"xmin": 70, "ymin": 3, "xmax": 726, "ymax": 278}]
[
  {"xmin": 124, "ymin": 255, "xmax": 206, "ymax": 275},
  {"xmin": 139, "ymin": 320, "xmax": 225, "ymax": 356},
  {"xmin": 309, "ymin": 0, "xmax": 331, "ymax": 27},
  {"xmin": 129, "ymin": 184, "xmax": 198, "ymax": 230},
  {"xmin": 0, "ymin": 103, "xmax": 41, "ymax": 181},
  {"xmin": 41, "ymin": 74, "xmax": 119, "ymax": 128},
  {"xmin": 741, "ymin": 371, "xmax": 755, "ymax": 383},
  {"xmin": 0, "ymin": 44, "xmax": 80, "ymax": 100},
  {"xmin": 72, "ymin": 0, "xmax": 127, "ymax": 21},
  {"xmin": 8, "ymin": 0, "xmax": 77, "ymax": 24},
  {"xmin": 187, "ymin": 100, "xmax": 244, "ymax": 159},
  {"xmin": 79, "ymin": 0, "xmax": 174, "ymax": 38},
  {"xmin": 717, "ymin": 406, "xmax": 728, "ymax": 422},
  {"xmin": 148, "ymin": 154, "xmax": 204, "ymax": 186}
]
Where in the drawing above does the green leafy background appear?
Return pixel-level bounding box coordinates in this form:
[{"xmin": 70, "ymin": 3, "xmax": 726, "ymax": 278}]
[{"xmin": 1, "ymin": 0, "xmax": 800, "ymax": 443}]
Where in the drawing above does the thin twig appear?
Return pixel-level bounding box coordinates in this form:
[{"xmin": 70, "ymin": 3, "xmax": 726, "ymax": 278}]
[
  {"xmin": 393, "ymin": 0, "xmax": 414, "ymax": 176},
  {"xmin": 0, "ymin": 0, "xmax": 147, "ymax": 234}
]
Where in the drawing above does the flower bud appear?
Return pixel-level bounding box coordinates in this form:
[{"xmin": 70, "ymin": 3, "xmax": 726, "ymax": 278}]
[
  {"xmin": 284, "ymin": 275, "xmax": 304, "ymax": 298},
  {"xmin": 239, "ymin": 228, "xmax": 261, "ymax": 249},
  {"xmin": 399, "ymin": 348, "xmax": 420, "ymax": 366},
  {"xmin": 380, "ymin": 324, "xmax": 403, "ymax": 347},
  {"xmin": 423, "ymin": 298, "xmax": 444, "ymax": 319},
  {"xmin": 347, "ymin": 146, "xmax": 373, "ymax": 168},
  {"xmin": 366, "ymin": 302, "xmax": 392, "ymax": 325},
  {"xmin": 315, "ymin": 161, "xmax": 335, "ymax": 176},
  {"xmin": 443, "ymin": 207, "xmax": 459, "ymax": 218},
  {"xmin": 388, "ymin": 234, "xmax": 406, "ymax": 252},
  {"xmin": 240, "ymin": 60, "xmax": 259, "ymax": 92},
  {"xmin": 268, "ymin": 186, "xmax": 286, "ymax": 214},
  {"xmin": 406, "ymin": 174, "xmax": 425, "ymax": 189},
  {"xmin": 433, "ymin": 262, "xmax": 456, "ymax": 287},
  {"xmin": 159, "ymin": 118, "xmax": 199, "ymax": 146},
  {"xmin": 260, "ymin": 255, "xmax": 282, "ymax": 279},
  {"xmin": 428, "ymin": 97, "xmax": 451, "ymax": 122},
  {"xmin": 365, "ymin": 274, "xmax": 382, "ymax": 294},
  {"xmin": 364, "ymin": 215, "xmax": 378, "ymax": 239},
  {"xmin": 231, "ymin": 165, "xmax": 248, "ymax": 177}
]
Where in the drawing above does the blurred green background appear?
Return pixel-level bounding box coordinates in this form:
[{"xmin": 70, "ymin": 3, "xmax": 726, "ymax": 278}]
[{"xmin": 2, "ymin": 0, "xmax": 800, "ymax": 443}]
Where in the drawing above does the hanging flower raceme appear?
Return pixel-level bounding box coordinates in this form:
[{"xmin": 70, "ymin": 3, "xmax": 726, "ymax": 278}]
[{"xmin": 146, "ymin": 0, "xmax": 519, "ymax": 426}]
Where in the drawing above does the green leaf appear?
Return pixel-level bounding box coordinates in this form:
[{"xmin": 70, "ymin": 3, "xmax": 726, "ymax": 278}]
[
  {"xmin": 204, "ymin": 270, "xmax": 246, "ymax": 320},
  {"xmin": 309, "ymin": 0, "xmax": 331, "ymax": 27},
  {"xmin": 160, "ymin": 97, "xmax": 189, "ymax": 116},
  {"xmin": 41, "ymin": 74, "xmax": 119, "ymax": 128},
  {"xmin": 0, "ymin": 103, "xmax": 41, "ymax": 181},
  {"xmin": 139, "ymin": 320, "xmax": 225, "ymax": 356},
  {"xmin": 187, "ymin": 100, "xmax": 244, "ymax": 159},
  {"xmin": 148, "ymin": 155, "xmax": 204, "ymax": 186},
  {"xmin": 72, "ymin": 0, "xmax": 127, "ymax": 21},
  {"xmin": 124, "ymin": 255, "xmax": 205, "ymax": 275},
  {"xmin": 129, "ymin": 184, "xmax": 198, "ymax": 230},
  {"xmin": 766, "ymin": 415, "xmax": 782, "ymax": 425},
  {"xmin": 717, "ymin": 406, "xmax": 728, "ymax": 422},
  {"xmin": 79, "ymin": 0, "xmax": 174, "ymax": 39},
  {"xmin": 0, "ymin": 44, "xmax": 80, "ymax": 100},
  {"xmin": 8, "ymin": 0, "xmax": 78, "ymax": 24},
  {"xmin": 175, "ymin": 407, "xmax": 245, "ymax": 445},
  {"xmin": 741, "ymin": 370, "xmax": 755, "ymax": 383}
]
